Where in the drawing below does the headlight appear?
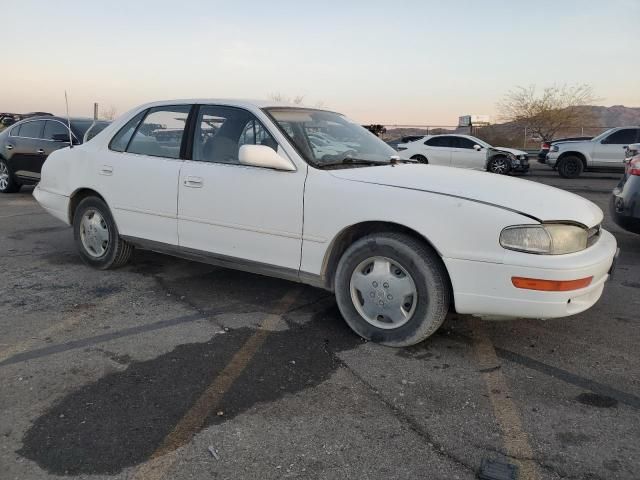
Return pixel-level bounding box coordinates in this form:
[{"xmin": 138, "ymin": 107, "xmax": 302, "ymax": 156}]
[
  {"xmin": 550, "ymin": 145, "xmax": 559, "ymax": 153},
  {"xmin": 500, "ymin": 224, "xmax": 588, "ymax": 254}
]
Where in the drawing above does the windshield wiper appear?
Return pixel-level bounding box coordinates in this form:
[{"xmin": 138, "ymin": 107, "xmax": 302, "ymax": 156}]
[{"xmin": 318, "ymin": 156, "xmax": 417, "ymax": 169}]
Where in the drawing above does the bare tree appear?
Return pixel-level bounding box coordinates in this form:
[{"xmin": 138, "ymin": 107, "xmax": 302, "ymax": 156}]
[
  {"xmin": 498, "ymin": 84, "xmax": 597, "ymax": 141},
  {"xmin": 99, "ymin": 105, "xmax": 118, "ymax": 121}
]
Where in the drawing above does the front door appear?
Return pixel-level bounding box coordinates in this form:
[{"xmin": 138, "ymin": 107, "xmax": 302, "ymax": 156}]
[
  {"xmin": 9, "ymin": 119, "xmax": 46, "ymax": 182},
  {"xmin": 95, "ymin": 105, "xmax": 190, "ymax": 245},
  {"xmin": 450, "ymin": 136, "xmax": 486, "ymax": 169},
  {"xmin": 592, "ymin": 128, "xmax": 640, "ymax": 167},
  {"xmin": 178, "ymin": 105, "xmax": 305, "ymax": 272}
]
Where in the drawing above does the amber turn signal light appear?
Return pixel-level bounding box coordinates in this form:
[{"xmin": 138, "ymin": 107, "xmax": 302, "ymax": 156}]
[{"xmin": 511, "ymin": 276, "xmax": 593, "ymax": 292}]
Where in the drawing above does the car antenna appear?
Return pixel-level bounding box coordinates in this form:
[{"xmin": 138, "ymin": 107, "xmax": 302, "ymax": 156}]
[{"xmin": 65, "ymin": 90, "xmax": 73, "ymax": 148}]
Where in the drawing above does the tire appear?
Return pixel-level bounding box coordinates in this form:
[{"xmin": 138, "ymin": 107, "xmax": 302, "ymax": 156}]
[
  {"xmin": 334, "ymin": 232, "xmax": 450, "ymax": 347},
  {"xmin": 487, "ymin": 155, "xmax": 511, "ymax": 175},
  {"xmin": 73, "ymin": 196, "xmax": 133, "ymax": 269},
  {"xmin": 558, "ymin": 156, "xmax": 584, "ymax": 179},
  {"xmin": 410, "ymin": 154, "xmax": 428, "ymax": 164},
  {"xmin": 0, "ymin": 158, "xmax": 21, "ymax": 193}
]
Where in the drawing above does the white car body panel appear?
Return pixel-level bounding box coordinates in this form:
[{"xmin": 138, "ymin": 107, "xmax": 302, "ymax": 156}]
[{"xmin": 33, "ymin": 98, "xmax": 617, "ymax": 321}]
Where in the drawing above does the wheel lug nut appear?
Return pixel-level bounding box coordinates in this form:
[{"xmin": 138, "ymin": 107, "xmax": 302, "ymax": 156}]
[
  {"xmin": 387, "ymin": 294, "xmax": 393, "ymax": 300},
  {"xmin": 372, "ymin": 281, "xmax": 378, "ymax": 287},
  {"xmin": 378, "ymin": 301, "xmax": 384, "ymax": 306},
  {"xmin": 369, "ymin": 292, "xmax": 375, "ymax": 298},
  {"xmin": 383, "ymin": 282, "xmax": 389, "ymax": 288}
]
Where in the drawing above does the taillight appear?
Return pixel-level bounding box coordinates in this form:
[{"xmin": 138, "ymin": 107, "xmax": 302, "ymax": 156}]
[
  {"xmin": 628, "ymin": 158, "xmax": 640, "ymax": 176},
  {"xmin": 542, "ymin": 142, "xmax": 551, "ymax": 149}
]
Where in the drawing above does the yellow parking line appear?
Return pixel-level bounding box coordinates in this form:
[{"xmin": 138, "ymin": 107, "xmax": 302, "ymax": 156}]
[
  {"xmin": 131, "ymin": 289, "xmax": 299, "ymax": 480},
  {"xmin": 471, "ymin": 319, "xmax": 542, "ymax": 480}
]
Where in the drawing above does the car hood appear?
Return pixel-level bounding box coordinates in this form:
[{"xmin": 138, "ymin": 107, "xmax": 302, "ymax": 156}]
[
  {"xmin": 492, "ymin": 147, "xmax": 528, "ymax": 156},
  {"xmin": 329, "ymin": 164, "xmax": 603, "ymax": 227}
]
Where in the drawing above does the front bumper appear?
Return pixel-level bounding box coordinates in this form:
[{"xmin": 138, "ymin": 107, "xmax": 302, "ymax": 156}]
[
  {"xmin": 443, "ymin": 229, "xmax": 617, "ymax": 319},
  {"xmin": 510, "ymin": 158, "xmax": 529, "ymax": 173}
]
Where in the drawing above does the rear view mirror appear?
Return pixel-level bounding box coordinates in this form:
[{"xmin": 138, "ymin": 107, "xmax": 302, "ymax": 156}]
[
  {"xmin": 473, "ymin": 144, "xmax": 482, "ymax": 151},
  {"xmin": 238, "ymin": 144, "xmax": 295, "ymax": 171}
]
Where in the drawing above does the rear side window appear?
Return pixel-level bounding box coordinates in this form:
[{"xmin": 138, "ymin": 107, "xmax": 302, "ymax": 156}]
[
  {"xmin": 425, "ymin": 136, "xmax": 451, "ymax": 147},
  {"xmin": 109, "ymin": 111, "xmax": 147, "ymax": 152},
  {"xmin": 43, "ymin": 120, "xmax": 69, "ymax": 140},
  {"xmin": 126, "ymin": 106, "xmax": 190, "ymax": 159},
  {"xmin": 10, "ymin": 125, "xmax": 21, "ymax": 136},
  {"xmin": 19, "ymin": 120, "xmax": 45, "ymax": 139},
  {"xmin": 602, "ymin": 129, "xmax": 638, "ymax": 145}
]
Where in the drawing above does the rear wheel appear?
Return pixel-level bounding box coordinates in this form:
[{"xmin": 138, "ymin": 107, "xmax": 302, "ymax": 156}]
[
  {"xmin": 334, "ymin": 232, "xmax": 450, "ymax": 347},
  {"xmin": 411, "ymin": 154, "xmax": 428, "ymax": 164},
  {"xmin": 0, "ymin": 159, "xmax": 21, "ymax": 193},
  {"xmin": 73, "ymin": 196, "xmax": 133, "ymax": 269},
  {"xmin": 558, "ymin": 156, "xmax": 584, "ymax": 178}
]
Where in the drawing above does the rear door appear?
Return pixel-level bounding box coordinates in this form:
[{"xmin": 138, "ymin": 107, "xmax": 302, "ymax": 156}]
[
  {"xmin": 592, "ymin": 128, "xmax": 640, "ymax": 167},
  {"xmin": 450, "ymin": 136, "xmax": 485, "ymax": 169},
  {"xmin": 95, "ymin": 105, "xmax": 190, "ymax": 245},
  {"xmin": 422, "ymin": 136, "xmax": 453, "ymax": 166},
  {"xmin": 9, "ymin": 120, "xmax": 46, "ymax": 182}
]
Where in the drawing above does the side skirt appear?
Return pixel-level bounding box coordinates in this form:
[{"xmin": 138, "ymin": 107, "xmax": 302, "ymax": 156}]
[{"xmin": 121, "ymin": 236, "xmax": 329, "ymax": 290}]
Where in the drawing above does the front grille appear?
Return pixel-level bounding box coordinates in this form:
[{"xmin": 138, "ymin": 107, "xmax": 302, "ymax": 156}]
[{"xmin": 587, "ymin": 224, "xmax": 601, "ymax": 247}]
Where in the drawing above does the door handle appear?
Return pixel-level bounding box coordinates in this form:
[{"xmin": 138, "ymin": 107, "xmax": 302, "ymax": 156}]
[
  {"xmin": 99, "ymin": 165, "xmax": 113, "ymax": 176},
  {"xmin": 184, "ymin": 176, "xmax": 203, "ymax": 188},
  {"xmin": 37, "ymin": 149, "xmax": 45, "ymax": 155},
  {"xmin": 5, "ymin": 145, "xmax": 13, "ymax": 150}
]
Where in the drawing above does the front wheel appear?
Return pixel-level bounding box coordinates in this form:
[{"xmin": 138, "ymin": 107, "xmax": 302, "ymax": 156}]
[
  {"xmin": 487, "ymin": 156, "xmax": 511, "ymax": 175},
  {"xmin": 334, "ymin": 233, "xmax": 450, "ymax": 347},
  {"xmin": 0, "ymin": 159, "xmax": 21, "ymax": 193},
  {"xmin": 558, "ymin": 156, "xmax": 584, "ymax": 178},
  {"xmin": 73, "ymin": 196, "xmax": 133, "ymax": 269}
]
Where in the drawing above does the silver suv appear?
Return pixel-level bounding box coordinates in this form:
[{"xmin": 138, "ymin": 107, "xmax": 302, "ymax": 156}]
[{"xmin": 546, "ymin": 126, "xmax": 640, "ymax": 178}]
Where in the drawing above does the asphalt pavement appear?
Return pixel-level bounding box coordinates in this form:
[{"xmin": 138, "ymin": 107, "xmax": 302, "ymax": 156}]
[{"xmin": 0, "ymin": 162, "xmax": 638, "ymax": 480}]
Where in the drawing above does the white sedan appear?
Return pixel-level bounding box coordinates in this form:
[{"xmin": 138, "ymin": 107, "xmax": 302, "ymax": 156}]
[
  {"xmin": 34, "ymin": 99, "xmax": 618, "ymax": 346},
  {"xmin": 398, "ymin": 134, "xmax": 530, "ymax": 174}
]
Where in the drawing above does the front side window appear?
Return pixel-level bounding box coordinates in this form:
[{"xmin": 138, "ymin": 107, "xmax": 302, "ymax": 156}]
[
  {"xmin": 19, "ymin": 120, "xmax": 45, "ymax": 139},
  {"xmin": 193, "ymin": 106, "xmax": 277, "ymax": 164},
  {"xmin": 602, "ymin": 128, "xmax": 639, "ymax": 145},
  {"xmin": 127, "ymin": 106, "xmax": 190, "ymax": 158},
  {"xmin": 266, "ymin": 108, "xmax": 396, "ymax": 168},
  {"xmin": 43, "ymin": 120, "xmax": 69, "ymax": 140},
  {"xmin": 453, "ymin": 137, "xmax": 477, "ymax": 149}
]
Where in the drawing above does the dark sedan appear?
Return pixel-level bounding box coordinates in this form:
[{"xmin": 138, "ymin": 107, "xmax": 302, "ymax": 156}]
[
  {"xmin": 611, "ymin": 144, "xmax": 640, "ymax": 234},
  {"xmin": 537, "ymin": 136, "xmax": 592, "ymax": 163},
  {"xmin": 0, "ymin": 116, "xmax": 109, "ymax": 193}
]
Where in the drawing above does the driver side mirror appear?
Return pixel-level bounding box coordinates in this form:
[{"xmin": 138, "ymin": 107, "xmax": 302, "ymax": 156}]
[
  {"xmin": 238, "ymin": 144, "xmax": 295, "ymax": 171},
  {"xmin": 473, "ymin": 144, "xmax": 483, "ymax": 151}
]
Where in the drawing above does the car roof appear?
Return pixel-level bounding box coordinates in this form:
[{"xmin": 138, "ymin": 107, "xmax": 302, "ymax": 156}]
[
  {"xmin": 13, "ymin": 116, "xmax": 102, "ymax": 124},
  {"xmin": 131, "ymin": 98, "xmax": 328, "ymax": 111}
]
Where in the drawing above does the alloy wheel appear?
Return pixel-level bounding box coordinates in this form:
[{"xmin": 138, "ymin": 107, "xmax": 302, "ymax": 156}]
[{"xmin": 0, "ymin": 162, "xmax": 9, "ymax": 191}]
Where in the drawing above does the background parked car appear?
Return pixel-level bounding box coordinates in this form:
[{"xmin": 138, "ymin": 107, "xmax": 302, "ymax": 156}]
[
  {"xmin": 611, "ymin": 143, "xmax": 640, "ymax": 234},
  {"xmin": 397, "ymin": 134, "xmax": 529, "ymax": 174},
  {"xmin": 538, "ymin": 136, "xmax": 592, "ymax": 163},
  {"xmin": 0, "ymin": 116, "xmax": 109, "ymax": 193},
  {"xmin": 386, "ymin": 135, "xmax": 425, "ymax": 150},
  {"xmin": 546, "ymin": 126, "xmax": 640, "ymax": 178}
]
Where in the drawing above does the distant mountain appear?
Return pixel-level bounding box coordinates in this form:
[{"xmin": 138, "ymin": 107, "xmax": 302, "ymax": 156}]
[{"xmin": 576, "ymin": 105, "xmax": 640, "ymax": 127}]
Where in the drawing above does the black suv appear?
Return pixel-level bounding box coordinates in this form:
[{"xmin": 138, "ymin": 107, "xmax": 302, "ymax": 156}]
[{"xmin": 0, "ymin": 116, "xmax": 109, "ymax": 193}]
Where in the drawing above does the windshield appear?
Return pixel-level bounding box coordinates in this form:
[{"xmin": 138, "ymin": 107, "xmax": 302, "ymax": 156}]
[
  {"xmin": 591, "ymin": 128, "xmax": 616, "ymax": 143},
  {"xmin": 265, "ymin": 108, "xmax": 398, "ymax": 167}
]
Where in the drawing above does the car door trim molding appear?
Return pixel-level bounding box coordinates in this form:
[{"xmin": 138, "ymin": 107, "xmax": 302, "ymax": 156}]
[
  {"xmin": 120, "ymin": 235, "xmax": 325, "ymax": 288},
  {"xmin": 114, "ymin": 205, "xmax": 177, "ymax": 220},
  {"xmin": 178, "ymin": 213, "xmax": 302, "ymax": 239}
]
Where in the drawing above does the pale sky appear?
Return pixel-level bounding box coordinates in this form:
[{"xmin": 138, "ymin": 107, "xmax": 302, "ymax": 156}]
[{"xmin": 2, "ymin": 0, "xmax": 638, "ymax": 124}]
